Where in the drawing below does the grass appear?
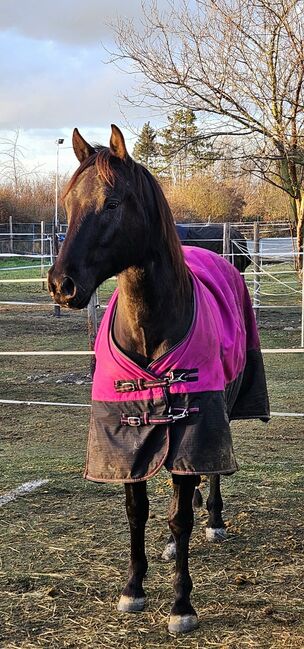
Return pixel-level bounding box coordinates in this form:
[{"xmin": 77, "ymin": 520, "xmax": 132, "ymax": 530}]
[{"xmin": 0, "ymin": 260, "xmax": 303, "ymax": 648}]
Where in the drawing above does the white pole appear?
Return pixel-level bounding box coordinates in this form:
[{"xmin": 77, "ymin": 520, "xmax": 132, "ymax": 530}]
[
  {"xmin": 223, "ymin": 222, "xmax": 231, "ymax": 260},
  {"xmin": 55, "ymin": 143, "xmax": 59, "ymax": 231},
  {"xmin": 49, "ymin": 236, "xmax": 53, "ymax": 265},
  {"xmin": 253, "ymin": 221, "xmax": 261, "ymax": 324},
  {"xmin": 40, "ymin": 221, "xmax": 45, "ymax": 289},
  {"xmin": 54, "ymin": 138, "xmax": 64, "ymax": 318},
  {"xmin": 9, "ymin": 215, "xmax": 13, "ymax": 253},
  {"xmin": 54, "ymin": 137, "xmax": 64, "ymax": 231}
]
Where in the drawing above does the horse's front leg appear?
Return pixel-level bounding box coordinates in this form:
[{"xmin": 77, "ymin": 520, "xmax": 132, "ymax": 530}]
[
  {"xmin": 117, "ymin": 481, "xmax": 149, "ymax": 612},
  {"xmin": 206, "ymin": 475, "xmax": 227, "ymax": 541},
  {"xmin": 168, "ymin": 475, "xmax": 199, "ymax": 633}
]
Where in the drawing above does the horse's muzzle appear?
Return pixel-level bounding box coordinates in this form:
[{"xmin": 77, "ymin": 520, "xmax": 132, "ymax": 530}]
[{"xmin": 48, "ymin": 266, "xmax": 77, "ymax": 307}]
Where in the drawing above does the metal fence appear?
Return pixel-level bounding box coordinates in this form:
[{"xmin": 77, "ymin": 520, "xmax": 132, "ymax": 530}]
[{"xmin": 0, "ymin": 219, "xmax": 303, "ymax": 346}]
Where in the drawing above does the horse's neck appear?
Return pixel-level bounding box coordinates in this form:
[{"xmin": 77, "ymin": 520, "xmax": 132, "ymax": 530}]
[{"xmin": 113, "ymin": 253, "xmax": 193, "ymax": 367}]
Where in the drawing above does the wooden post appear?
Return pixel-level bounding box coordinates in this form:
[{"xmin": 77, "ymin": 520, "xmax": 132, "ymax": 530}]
[
  {"xmin": 9, "ymin": 215, "xmax": 13, "ymax": 254},
  {"xmin": 40, "ymin": 221, "xmax": 45, "ymax": 290},
  {"xmin": 87, "ymin": 291, "xmax": 98, "ymax": 377},
  {"xmin": 223, "ymin": 222, "xmax": 231, "ymax": 260},
  {"xmin": 253, "ymin": 221, "xmax": 261, "ymax": 325}
]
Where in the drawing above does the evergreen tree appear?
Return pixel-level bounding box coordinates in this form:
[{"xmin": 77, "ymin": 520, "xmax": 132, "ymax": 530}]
[
  {"xmin": 160, "ymin": 110, "xmax": 211, "ymax": 182},
  {"xmin": 132, "ymin": 122, "xmax": 159, "ymax": 171}
]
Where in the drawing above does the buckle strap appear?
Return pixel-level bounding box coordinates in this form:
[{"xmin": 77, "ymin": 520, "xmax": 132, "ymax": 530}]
[
  {"xmin": 120, "ymin": 407, "xmax": 199, "ymax": 427},
  {"xmin": 115, "ymin": 369, "xmax": 198, "ymax": 393}
]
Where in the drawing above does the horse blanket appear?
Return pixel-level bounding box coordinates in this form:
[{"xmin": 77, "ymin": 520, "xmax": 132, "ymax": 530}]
[{"xmin": 84, "ymin": 247, "xmax": 269, "ymax": 483}]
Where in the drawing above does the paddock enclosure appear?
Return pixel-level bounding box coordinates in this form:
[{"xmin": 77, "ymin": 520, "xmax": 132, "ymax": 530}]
[{"xmin": 0, "ymin": 222, "xmax": 303, "ymax": 648}]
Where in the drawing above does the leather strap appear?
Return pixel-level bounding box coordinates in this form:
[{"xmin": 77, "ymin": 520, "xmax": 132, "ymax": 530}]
[
  {"xmin": 120, "ymin": 406, "xmax": 199, "ymax": 427},
  {"xmin": 115, "ymin": 369, "xmax": 198, "ymax": 393}
]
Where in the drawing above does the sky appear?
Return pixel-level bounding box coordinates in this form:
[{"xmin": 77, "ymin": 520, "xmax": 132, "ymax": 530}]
[{"xmin": 0, "ymin": 0, "xmax": 166, "ymax": 177}]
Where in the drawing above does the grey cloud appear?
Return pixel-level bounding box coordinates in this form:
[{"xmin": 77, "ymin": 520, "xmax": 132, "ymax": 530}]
[
  {"xmin": 0, "ymin": 0, "xmax": 154, "ymax": 44},
  {"xmin": 0, "ymin": 60, "xmax": 132, "ymax": 129},
  {"xmin": 0, "ymin": 0, "xmax": 163, "ymax": 135}
]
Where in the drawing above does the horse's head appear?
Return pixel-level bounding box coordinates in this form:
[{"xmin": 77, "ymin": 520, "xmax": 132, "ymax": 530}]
[{"xmin": 48, "ymin": 125, "xmax": 153, "ymax": 309}]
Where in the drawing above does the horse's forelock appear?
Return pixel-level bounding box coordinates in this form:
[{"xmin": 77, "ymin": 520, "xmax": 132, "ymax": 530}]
[
  {"xmin": 62, "ymin": 146, "xmax": 121, "ymax": 200},
  {"xmin": 96, "ymin": 149, "xmax": 117, "ymax": 188},
  {"xmin": 62, "ymin": 152, "xmax": 99, "ymax": 200}
]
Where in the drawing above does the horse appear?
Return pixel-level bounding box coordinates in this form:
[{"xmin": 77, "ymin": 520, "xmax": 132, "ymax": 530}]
[{"xmin": 48, "ymin": 125, "xmax": 269, "ymax": 634}]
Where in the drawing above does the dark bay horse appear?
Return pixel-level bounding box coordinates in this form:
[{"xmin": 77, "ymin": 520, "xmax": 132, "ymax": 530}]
[{"xmin": 48, "ymin": 125, "xmax": 269, "ymax": 634}]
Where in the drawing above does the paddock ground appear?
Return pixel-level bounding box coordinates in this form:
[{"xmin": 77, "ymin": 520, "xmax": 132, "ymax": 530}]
[{"xmin": 0, "ymin": 260, "xmax": 303, "ymax": 648}]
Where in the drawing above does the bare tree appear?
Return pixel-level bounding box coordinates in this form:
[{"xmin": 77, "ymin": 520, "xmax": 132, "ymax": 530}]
[
  {"xmin": 111, "ymin": 0, "xmax": 304, "ymax": 268},
  {"xmin": 0, "ymin": 131, "xmax": 27, "ymax": 195},
  {"xmin": 0, "ymin": 130, "xmax": 41, "ymax": 195}
]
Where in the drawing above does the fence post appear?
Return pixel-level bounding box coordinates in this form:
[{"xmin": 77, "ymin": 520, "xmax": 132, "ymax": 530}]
[
  {"xmin": 52, "ymin": 219, "xmax": 61, "ymax": 317},
  {"xmin": 48, "ymin": 237, "xmax": 53, "ymax": 265},
  {"xmin": 9, "ymin": 215, "xmax": 13, "ymax": 254},
  {"xmin": 253, "ymin": 221, "xmax": 261, "ymax": 324},
  {"xmin": 40, "ymin": 221, "xmax": 45, "ymax": 290},
  {"xmin": 32, "ymin": 223, "xmax": 35, "ymax": 255},
  {"xmin": 87, "ymin": 291, "xmax": 98, "ymax": 377},
  {"xmin": 223, "ymin": 222, "xmax": 231, "ymax": 260}
]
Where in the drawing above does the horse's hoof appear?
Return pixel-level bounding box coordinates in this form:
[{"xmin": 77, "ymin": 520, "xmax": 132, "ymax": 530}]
[
  {"xmin": 168, "ymin": 614, "xmax": 199, "ymax": 633},
  {"xmin": 161, "ymin": 541, "xmax": 176, "ymax": 561},
  {"xmin": 117, "ymin": 595, "xmax": 146, "ymax": 612},
  {"xmin": 206, "ymin": 527, "xmax": 227, "ymax": 542}
]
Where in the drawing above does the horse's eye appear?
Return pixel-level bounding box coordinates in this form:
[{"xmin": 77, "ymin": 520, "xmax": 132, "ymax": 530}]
[{"xmin": 105, "ymin": 200, "xmax": 119, "ymax": 210}]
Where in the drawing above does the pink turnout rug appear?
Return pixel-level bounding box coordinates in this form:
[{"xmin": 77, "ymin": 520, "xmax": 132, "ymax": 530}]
[{"xmin": 85, "ymin": 247, "xmax": 269, "ymax": 483}]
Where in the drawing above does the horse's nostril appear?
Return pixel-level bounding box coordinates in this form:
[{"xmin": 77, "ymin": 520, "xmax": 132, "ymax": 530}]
[{"xmin": 61, "ymin": 276, "xmax": 76, "ymax": 298}]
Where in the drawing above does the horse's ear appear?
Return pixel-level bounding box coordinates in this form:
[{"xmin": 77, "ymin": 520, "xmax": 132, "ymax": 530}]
[
  {"xmin": 72, "ymin": 128, "xmax": 95, "ymax": 163},
  {"xmin": 110, "ymin": 124, "xmax": 128, "ymax": 160}
]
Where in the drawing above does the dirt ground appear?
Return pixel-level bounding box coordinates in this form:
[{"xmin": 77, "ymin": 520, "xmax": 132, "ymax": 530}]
[{"xmin": 0, "ymin": 263, "xmax": 303, "ymax": 649}]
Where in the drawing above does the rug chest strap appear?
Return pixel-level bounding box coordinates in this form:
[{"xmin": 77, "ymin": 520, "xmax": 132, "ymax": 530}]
[
  {"xmin": 115, "ymin": 369, "xmax": 198, "ymax": 393},
  {"xmin": 120, "ymin": 407, "xmax": 199, "ymax": 427}
]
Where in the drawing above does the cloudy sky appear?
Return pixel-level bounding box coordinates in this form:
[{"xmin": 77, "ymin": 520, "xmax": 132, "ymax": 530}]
[{"xmin": 0, "ymin": 0, "xmax": 165, "ymax": 176}]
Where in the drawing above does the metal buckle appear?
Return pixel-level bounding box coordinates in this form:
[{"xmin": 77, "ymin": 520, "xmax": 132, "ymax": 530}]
[
  {"xmin": 170, "ymin": 408, "xmax": 189, "ymax": 421},
  {"xmin": 173, "ymin": 408, "xmax": 188, "ymax": 420},
  {"xmin": 118, "ymin": 381, "xmax": 137, "ymax": 392},
  {"xmin": 169, "ymin": 371, "xmax": 187, "ymax": 384},
  {"xmin": 127, "ymin": 416, "xmax": 141, "ymax": 426}
]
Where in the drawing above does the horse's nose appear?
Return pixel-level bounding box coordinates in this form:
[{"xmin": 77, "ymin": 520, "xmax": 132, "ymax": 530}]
[{"xmin": 48, "ymin": 269, "xmax": 76, "ymax": 302}]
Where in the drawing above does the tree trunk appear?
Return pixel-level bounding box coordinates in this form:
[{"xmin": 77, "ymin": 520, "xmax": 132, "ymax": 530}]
[
  {"xmin": 292, "ymin": 195, "xmax": 304, "ymax": 273},
  {"xmin": 280, "ymin": 159, "xmax": 303, "ymax": 274}
]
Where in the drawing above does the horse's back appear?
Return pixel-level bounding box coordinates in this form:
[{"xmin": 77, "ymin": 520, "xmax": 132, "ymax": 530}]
[{"xmin": 182, "ymin": 245, "xmax": 262, "ymax": 381}]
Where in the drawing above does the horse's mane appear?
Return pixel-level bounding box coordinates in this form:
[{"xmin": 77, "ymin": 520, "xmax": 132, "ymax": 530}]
[
  {"xmin": 63, "ymin": 146, "xmax": 190, "ymax": 297},
  {"xmin": 137, "ymin": 165, "xmax": 190, "ymax": 295}
]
